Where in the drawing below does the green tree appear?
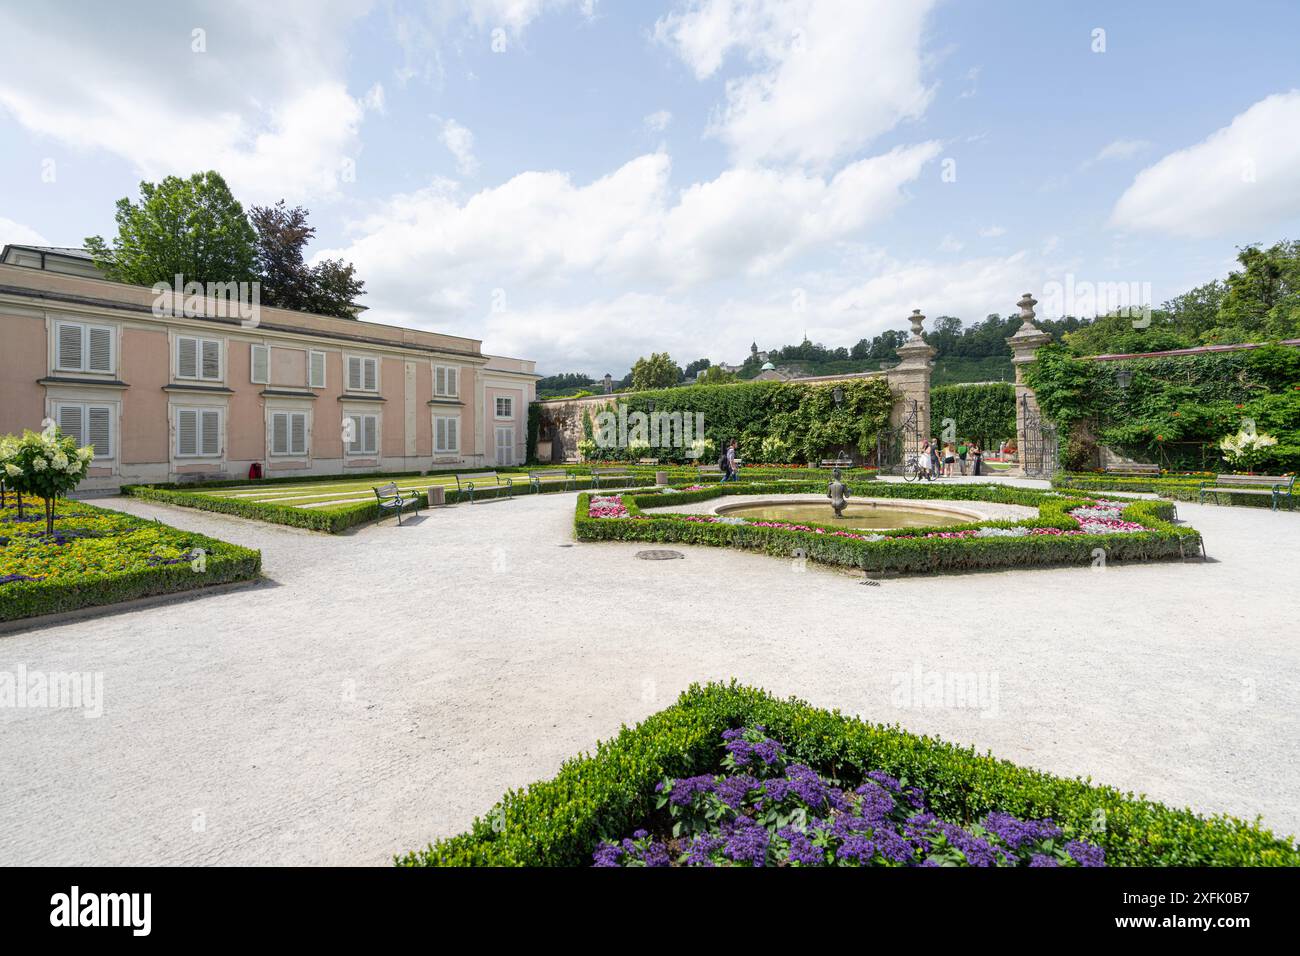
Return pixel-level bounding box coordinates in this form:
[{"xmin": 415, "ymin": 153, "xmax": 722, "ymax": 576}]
[
  {"xmin": 250, "ymin": 200, "xmax": 365, "ymax": 318},
  {"xmin": 630, "ymin": 352, "xmax": 682, "ymax": 390},
  {"xmin": 85, "ymin": 171, "xmax": 257, "ymax": 286},
  {"xmin": 697, "ymin": 365, "xmax": 737, "ymax": 385}
]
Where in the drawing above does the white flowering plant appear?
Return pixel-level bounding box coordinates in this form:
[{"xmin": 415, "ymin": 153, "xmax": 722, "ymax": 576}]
[
  {"xmin": 1219, "ymin": 429, "xmax": 1277, "ymax": 474},
  {"xmin": 2, "ymin": 429, "xmax": 95, "ymax": 533}
]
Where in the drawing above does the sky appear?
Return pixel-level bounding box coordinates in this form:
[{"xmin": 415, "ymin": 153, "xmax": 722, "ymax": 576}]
[{"xmin": 2, "ymin": 0, "xmax": 1299, "ymax": 377}]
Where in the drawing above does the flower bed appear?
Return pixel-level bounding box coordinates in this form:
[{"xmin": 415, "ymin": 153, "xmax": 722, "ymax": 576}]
[
  {"xmin": 0, "ymin": 498, "xmax": 261, "ymax": 623},
  {"xmin": 397, "ymin": 683, "xmax": 1300, "ymax": 867},
  {"xmin": 571, "ymin": 481, "xmax": 1202, "ymax": 575},
  {"xmin": 595, "ymin": 725, "xmax": 1106, "ymax": 867}
]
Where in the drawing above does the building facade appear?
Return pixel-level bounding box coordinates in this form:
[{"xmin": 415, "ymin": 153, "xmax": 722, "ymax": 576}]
[{"xmin": 0, "ymin": 245, "xmax": 538, "ymax": 491}]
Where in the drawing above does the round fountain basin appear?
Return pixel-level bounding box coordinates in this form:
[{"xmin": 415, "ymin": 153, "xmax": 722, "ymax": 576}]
[{"xmin": 714, "ymin": 497, "xmax": 982, "ymax": 530}]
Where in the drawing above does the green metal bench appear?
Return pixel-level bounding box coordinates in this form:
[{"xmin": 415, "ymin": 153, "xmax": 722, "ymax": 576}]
[
  {"xmin": 455, "ymin": 471, "xmax": 514, "ymax": 503},
  {"xmin": 590, "ymin": 467, "xmax": 631, "ymax": 489},
  {"xmin": 1198, "ymin": 474, "xmax": 1296, "ymax": 511},
  {"xmin": 373, "ymin": 482, "xmax": 421, "ymax": 525},
  {"xmin": 697, "ymin": 464, "xmax": 725, "ymax": 481},
  {"xmin": 1104, "ymin": 463, "xmax": 1161, "ymax": 478},
  {"xmin": 528, "ymin": 469, "xmax": 575, "ymax": 493}
]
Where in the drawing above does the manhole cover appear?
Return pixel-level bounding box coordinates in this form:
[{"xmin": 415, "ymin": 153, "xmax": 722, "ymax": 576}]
[
  {"xmin": 558, "ymin": 543, "xmax": 574, "ymax": 548},
  {"xmin": 636, "ymin": 549, "xmax": 685, "ymax": 561}
]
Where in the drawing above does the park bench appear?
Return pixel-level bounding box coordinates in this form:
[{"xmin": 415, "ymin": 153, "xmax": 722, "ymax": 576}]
[
  {"xmin": 373, "ymin": 482, "xmax": 421, "ymax": 525},
  {"xmin": 637, "ymin": 457, "xmax": 660, "ymax": 466},
  {"xmin": 1198, "ymin": 474, "xmax": 1296, "ymax": 511},
  {"xmin": 820, "ymin": 458, "xmax": 854, "ymax": 469},
  {"xmin": 528, "ymin": 469, "xmax": 575, "ymax": 493},
  {"xmin": 590, "ymin": 467, "xmax": 632, "ymax": 489},
  {"xmin": 697, "ymin": 463, "xmax": 725, "ymax": 481},
  {"xmin": 455, "ymin": 471, "xmax": 514, "ymax": 503},
  {"xmin": 1103, "ymin": 463, "xmax": 1161, "ymax": 478}
]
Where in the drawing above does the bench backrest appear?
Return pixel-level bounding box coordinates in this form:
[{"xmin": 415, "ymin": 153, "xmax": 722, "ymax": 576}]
[
  {"xmin": 592, "ymin": 467, "xmax": 627, "ymax": 475},
  {"xmin": 1106, "ymin": 463, "xmax": 1160, "ymax": 474},
  {"xmin": 374, "ymin": 482, "xmax": 399, "ymax": 497},
  {"xmin": 530, "ymin": 470, "xmax": 568, "ymax": 480},
  {"xmin": 458, "ymin": 472, "xmax": 500, "ymax": 485},
  {"xmin": 698, "ymin": 464, "xmax": 723, "ymax": 473},
  {"xmin": 1217, "ymin": 474, "xmax": 1294, "ymax": 487}
]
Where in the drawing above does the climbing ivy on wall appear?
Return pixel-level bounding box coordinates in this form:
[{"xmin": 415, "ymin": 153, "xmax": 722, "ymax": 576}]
[
  {"xmin": 929, "ymin": 383, "xmax": 1016, "ymax": 445},
  {"xmin": 1026, "ymin": 343, "xmax": 1300, "ymax": 472}
]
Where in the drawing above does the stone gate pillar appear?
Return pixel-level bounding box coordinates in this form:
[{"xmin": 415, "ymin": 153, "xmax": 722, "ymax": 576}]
[
  {"xmin": 892, "ymin": 309, "xmax": 935, "ymax": 451},
  {"xmin": 1006, "ymin": 292, "xmax": 1052, "ymax": 476}
]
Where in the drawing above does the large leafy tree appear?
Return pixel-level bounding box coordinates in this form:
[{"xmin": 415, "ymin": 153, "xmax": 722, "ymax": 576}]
[
  {"xmin": 249, "ymin": 200, "xmax": 365, "ymax": 318},
  {"xmin": 630, "ymin": 352, "xmax": 682, "ymax": 390},
  {"xmin": 85, "ymin": 171, "xmax": 257, "ymax": 285}
]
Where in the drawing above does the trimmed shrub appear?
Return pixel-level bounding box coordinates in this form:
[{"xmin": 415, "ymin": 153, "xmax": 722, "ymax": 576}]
[{"xmin": 397, "ymin": 682, "xmax": 1300, "ymax": 867}]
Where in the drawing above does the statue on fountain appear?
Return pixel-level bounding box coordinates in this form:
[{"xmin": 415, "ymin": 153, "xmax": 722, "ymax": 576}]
[{"xmin": 827, "ymin": 467, "xmax": 850, "ymax": 519}]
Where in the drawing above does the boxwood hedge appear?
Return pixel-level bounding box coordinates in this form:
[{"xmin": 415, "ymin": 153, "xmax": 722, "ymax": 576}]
[
  {"xmin": 397, "ymin": 682, "xmax": 1299, "ymax": 867},
  {"xmin": 574, "ymin": 482, "xmax": 1203, "ymax": 575}
]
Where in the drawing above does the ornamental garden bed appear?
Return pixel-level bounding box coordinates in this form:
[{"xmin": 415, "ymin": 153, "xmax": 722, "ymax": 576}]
[
  {"xmin": 573, "ymin": 481, "xmax": 1202, "ymax": 575},
  {"xmin": 1052, "ymin": 472, "xmax": 1295, "ymax": 507},
  {"xmin": 398, "ymin": 683, "xmax": 1300, "ymax": 867},
  {"xmin": 0, "ymin": 497, "xmax": 261, "ymax": 623}
]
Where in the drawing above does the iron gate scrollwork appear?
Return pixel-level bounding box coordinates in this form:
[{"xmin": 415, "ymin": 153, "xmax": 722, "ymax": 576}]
[
  {"xmin": 1020, "ymin": 394, "xmax": 1059, "ymax": 477},
  {"xmin": 875, "ymin": 399, "xmax": 920, "ymax": 474}
]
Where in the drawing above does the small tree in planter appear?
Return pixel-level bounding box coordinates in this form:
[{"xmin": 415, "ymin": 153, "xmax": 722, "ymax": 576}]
[
  {"xmin": 5, "ymin": 429, "xmax": 95, "ymax": 533},
  {"xmin": 0, "ymin": 434, "xmax": 18, "ymax": 511}
]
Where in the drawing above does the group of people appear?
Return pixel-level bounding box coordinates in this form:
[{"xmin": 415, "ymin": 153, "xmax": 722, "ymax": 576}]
[{"xmin": 917, "ymin": 438, "xmax": 984, "ymax": 478}]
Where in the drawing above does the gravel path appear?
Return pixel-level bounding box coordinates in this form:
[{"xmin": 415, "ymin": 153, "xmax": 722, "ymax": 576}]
[{"xmin": 1, "ymin": 485, "xmax": 1297, "ymax": 865}]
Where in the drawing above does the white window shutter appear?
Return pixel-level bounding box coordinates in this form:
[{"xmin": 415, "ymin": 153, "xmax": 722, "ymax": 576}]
[
  {"xmin": 177, "ymin": 409, "xmax": 198, "ymax": 456},
  {"xmin": 58, "ymin": 323, "xmax": 83, "ymax": 370},
  {"xmin": 251, "ymin": 344, "xmax": 268, "ymax": 384},
  {"xmin": 435, "ymin": 366, "xmax": 446, "ymax": 396},
  {"xmin": 290, "ymin": 413, "xmax": 306, "ymax": 455},
  {"xmin": 88, "ymin": 327, "xmax": 113, "ymax": 372},
  {"xmin": 58, "ymin": 404, "xmax": 84, "ymax": 445},
  {"xmin": 348, "ymin": 357, "xmax": 362, "ymax": 391},
  {"xmin": 447, "ymin": 367, "xmax": 458, "ymax": 396},
  {"xmin": 201, "ymin": 339, "xmax": 221, "ymax": 380},
  {"xmin": 200, "ymin": 410, "xmax": 220, "ymax": 456},
  {"xmin": 348, "ymin": 415, "xmax": 362, "ymax": 454},
  {"xmin": 363, "ymin": 358, "xmax": 377, "ymax": 392},
  {"xmin": 178, "ymin": 337, "xmax": 198, "ymax": 378},
  {"xmin": 272, "ymin": 413, "xmax": 288, "ymax": 455},
  {"xmin": 87, "ymin": 406, "xmax": 112, "ymax": 457},
  {"xmin": 309, "ymin": 351, "xmax": 326, "ymax": 388},
  {"xmin": 364, "ymin": 415, "xmax": 377, "ymax": 453},
  {"xmin": 435, "ymin": 418, "xmax": 446, "ymax": 452},
  {"xmin": 447, "ymin": 417, "xmax": 458, "ymax": 451}
]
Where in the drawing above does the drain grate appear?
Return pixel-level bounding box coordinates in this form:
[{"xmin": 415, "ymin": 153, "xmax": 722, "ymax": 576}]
[{"xmin": 636, "ymin": 549, "xmax": 684, "ymax": 561}]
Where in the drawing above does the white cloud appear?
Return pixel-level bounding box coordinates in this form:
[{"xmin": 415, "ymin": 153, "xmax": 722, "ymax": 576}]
[
  {"xmin": 0, "ymin": 218, "xmax": 49, "ymax": 246},
  {"xmin": 0, "ymin": 0, "xmax": 377, "ymax": 203},
  {"xmin": 978, "ymin": 225, "xmax": 1007, "ymax": 238},
  {"xmin": 937, "ymin": 234, "xmax": 963, "ymax": 253},
  {"xmin": 1110, "ymin": 91, "xmax": 1300, "ymax": 238},
  {"xmin": 643, "ymin": 110, "xmax": 673, "ymax": 132},
  {"xmin": 1093, "ymin": 139, "xmax": 1151, "ymax": 162},
  {"xmin": 440, "ymin": 119, "xmax": 480, "ymax": 176},
  {"xmin": 830, "ymin": 251, "xmax": 1033, "ymax": 326},
  {"xmin": 656, "ymin": 0, "xmax": 936, "ymax": 168}
]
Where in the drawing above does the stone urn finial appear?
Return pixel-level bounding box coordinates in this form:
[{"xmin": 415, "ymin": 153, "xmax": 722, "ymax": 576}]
[
  {"xmin": 1016, "ymin": 292, "xmax": 1038, "ymax": 330},
  {"xmin": 908, "ymin": 309, "xmax": 926, "ymax": 341}
]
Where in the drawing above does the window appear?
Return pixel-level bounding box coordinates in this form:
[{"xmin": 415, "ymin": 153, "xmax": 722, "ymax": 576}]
[
  {"xmin": 55, "ymin": 321, "xmax": 114, "ymax": 373},
  {"xmin": 177, "ymin": 336, "xmax": 223, "ymax": 381},
  {"xmin": 346, "ymin": 355, "xmax": 378, "ymax": 392},
  {"xmin": 250, "ymin": 344, "xmax": 269, "ymax": 384},
  {"xmin": 309, "ymin": 350, "xmax": 326, "ymax": 388},
  {"xmin": 345, "ymin": 413, "xmax": 378, "ymax": 455},
  {"xmin": 270, "ymin": 411, "xmax": 308, "ymax": 457},
  {"xmin": 495, "ymin": 396, "xmax": 514, "ymax": 419},
  {"xmin": 56, "ymin": 403, "xmax": 113, "ymax": 458},
  {"xmin": 434, "ymin": 365, "xmax": 459, "ymax": 397},
  {"xmin": 176, "ymin": 407, "xmax": 222, "ymax": 458},
  {"xmin": 434, "ymin": 415, "xmax": 459, "ymax": 454}
]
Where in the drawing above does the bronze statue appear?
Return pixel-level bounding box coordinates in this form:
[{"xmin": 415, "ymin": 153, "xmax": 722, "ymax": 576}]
[{"xmin": 827, "ymin": 466, "xmax": 850, "ymax": 518}]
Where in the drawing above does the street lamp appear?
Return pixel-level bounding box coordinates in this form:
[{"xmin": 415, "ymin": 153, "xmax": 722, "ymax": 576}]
[
  {"xmin": 832, "ymin": 386, "xmax": 844, "ymax": 406},
  {"xmin": 1116, "ymin": 369, "xmax": 1133, "ymax": 390}
]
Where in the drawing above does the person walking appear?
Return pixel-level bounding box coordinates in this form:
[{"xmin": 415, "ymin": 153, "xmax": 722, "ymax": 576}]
[
  {"xmin": 957, "ymin": 440, "xmax": 968, "ymax": 476},
  {"xmin": 725, "ymin": 439, "xmax": 739, "ymax": 482},
  {"xmin": 971, "ymin": 441, "xmax": 983, "ymax": 476}
]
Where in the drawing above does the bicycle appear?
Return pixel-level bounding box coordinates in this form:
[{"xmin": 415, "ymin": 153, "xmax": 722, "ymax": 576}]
[{"xmin": 902, "ymin": 454, "xmax": 936, "ymax": 482}]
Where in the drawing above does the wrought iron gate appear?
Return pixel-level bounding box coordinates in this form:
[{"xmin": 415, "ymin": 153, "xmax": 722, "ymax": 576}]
[
  {"xmin": 875, "ymin": 399, "xmax": 921, "ymax": 474},
  {"xmin": 1019, "ymin": 395, "xmax": 1059, "ymax": 477}
]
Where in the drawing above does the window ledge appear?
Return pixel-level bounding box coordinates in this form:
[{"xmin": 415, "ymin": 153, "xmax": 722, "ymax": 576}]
[
  {"xmin": 38, "ymin": 376, "xmax": 129, "ymax": 389},
  {"xmin": 338, "ymin": 393, "xmax": 386, "ymax": 402},
  {"xmin": 164, "ymin": 383, "xmax": 234, "ymax": 394}
]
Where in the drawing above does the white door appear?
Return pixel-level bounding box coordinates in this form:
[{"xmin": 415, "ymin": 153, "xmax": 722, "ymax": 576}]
[{"xmin": 495, "ymin": 426, "xmax": 514, "ymax": 466}]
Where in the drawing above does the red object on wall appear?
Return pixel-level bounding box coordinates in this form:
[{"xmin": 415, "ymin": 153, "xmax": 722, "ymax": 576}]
[{"xmin": 249, "ymin": 462, "xmax": 263, "ymax": 480}]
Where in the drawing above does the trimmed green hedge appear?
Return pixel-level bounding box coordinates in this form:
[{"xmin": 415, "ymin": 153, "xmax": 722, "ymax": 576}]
[
  {"xmin": 575, "ymin": 483, "xmax": 1200, "ymax": 575},
  {"xmin": 1052, "ymin": 473, "xmax": 1292, "ymax": 507},
  {"xmin": 397, "ymin": 682, "xmax": 1300, "ymax": 866},
  {"xmin": 1, "ymin": 502, "xmax": 261, "ymax": 623},
  {"xmin": 123, "ymin": 475, "xmax": 661, "ymax": 534}
]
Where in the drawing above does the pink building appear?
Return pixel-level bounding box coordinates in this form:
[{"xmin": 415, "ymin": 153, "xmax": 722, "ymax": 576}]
[{"xmin": 0, "ymin": 245, "xmax": 537, "ymax": 491}]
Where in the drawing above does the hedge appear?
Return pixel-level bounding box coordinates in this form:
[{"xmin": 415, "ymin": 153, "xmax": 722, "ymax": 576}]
[
  {"xmin": 1052, "ymin": 473, "xmax": 1292, "ymax": 507},
  {"xmin": 1, "ymin": 501, "xmax": 261, "ymax": 623},
  {"xmin": 574, "ymin": 483, "xmax": 1202, "ymax": 575},
  {"xmin": 123, "ymin": 475, "xmax": 661, "ymax": 534},
  {"xmin": 397, "ymin": 682, "xmax": 1300, "ymax": 866}
]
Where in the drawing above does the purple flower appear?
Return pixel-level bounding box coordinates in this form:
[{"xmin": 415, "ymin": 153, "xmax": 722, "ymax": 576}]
[
  {"xmin": 684, "ymin": 833, "xmax": 724, "ymax": 866},
  {"xmin": 778, "ymin": 826, "xmax": 825, "ymax": 866},
  {"xmin": 836, "ymin": 835, "xmax": 877, "ymax": 865},
  {"xmin": 721, "ymin": 818, "xmax": 770, "ymax": 866},
  {"xmin": 715, "ymin": 774, "xmax": 758, "ymax": 809},
  {"xmin": 592, "ymin": 841, "xmax": 623, "ymax": 867},
  {"xmin": 1065, "ymin": 840, "xmax": 1106, "ymax": 867},
  {"xmin": 664, "ymin": 774, "xmax": 716, "ymax": 807},
  {"xmin": 982, "ymin": 812, "xmax": 1063, "ymax": 850},
  {"xmin": 1029, "ymin": 853, "xmax": 1060, "ymax": 867}
]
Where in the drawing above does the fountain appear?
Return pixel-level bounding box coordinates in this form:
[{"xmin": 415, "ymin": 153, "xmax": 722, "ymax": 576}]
[{"xmin": 827, "ymin": 467, "xmax": 850, "ymax": 519}]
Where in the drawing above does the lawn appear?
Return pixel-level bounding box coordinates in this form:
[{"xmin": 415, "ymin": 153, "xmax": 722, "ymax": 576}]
[{"xmin": 0, "ymin": 497, "xmax": 261, "ymax": 623}]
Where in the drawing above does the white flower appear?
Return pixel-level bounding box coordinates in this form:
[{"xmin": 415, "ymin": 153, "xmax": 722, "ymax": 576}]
[
  {"xmin": 51, "ymin": 453, "xmax": 69, "ymax": 471},
  {"xmin": 3, "ymin": 463, "xmax": 20, "ymax": 478},
  {"xmin": 76, "ymin": 447, "xmax": 93, "ymax": 461},
  {"xmin": 31, "ymin": 456, "xmax": 47, "ymax": 472}
]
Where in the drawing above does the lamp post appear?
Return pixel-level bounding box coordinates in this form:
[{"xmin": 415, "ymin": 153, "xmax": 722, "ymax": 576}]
[{"xmin": 1116, "ymin": 369, "xmax": 1132, "ymax": 390}]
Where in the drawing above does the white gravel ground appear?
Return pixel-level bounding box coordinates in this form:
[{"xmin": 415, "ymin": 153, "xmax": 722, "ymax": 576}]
[{"xmin": 1, "ymin": 481, "xmax": 1297, "ymax": 865}]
